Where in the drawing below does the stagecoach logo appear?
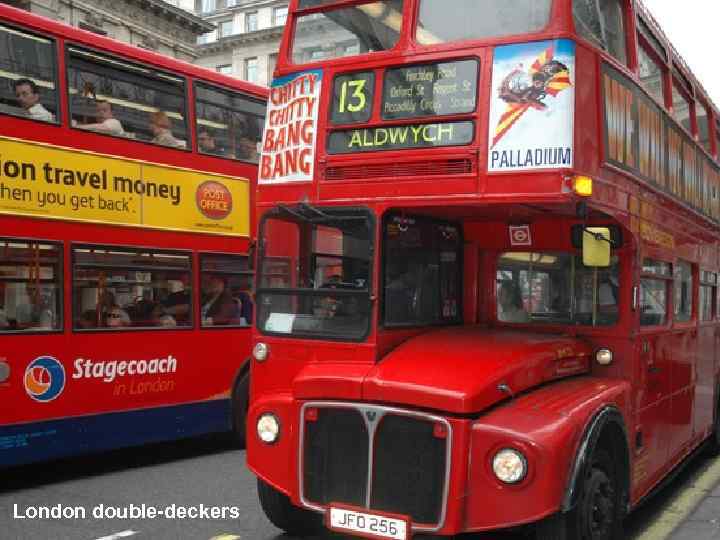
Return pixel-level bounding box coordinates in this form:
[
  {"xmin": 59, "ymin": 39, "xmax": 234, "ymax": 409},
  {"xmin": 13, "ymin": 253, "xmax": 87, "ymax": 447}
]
[
  {"xmin": 24, "ymin": 356, "xmax": 66, "ymax": 402},
  {"xmin": 195, "ymin": 181, "xmax": 232, "ymax": 220},
  {"xmin": 488, "ymin": 39, "xmax": 575, "ymax": 172}
]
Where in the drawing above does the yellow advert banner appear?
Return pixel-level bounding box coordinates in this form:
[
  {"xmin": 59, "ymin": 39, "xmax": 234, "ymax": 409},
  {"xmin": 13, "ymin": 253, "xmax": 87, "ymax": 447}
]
[{"xmin": 0, "ymin": 137, "xmax": 250, "ymax": 236}]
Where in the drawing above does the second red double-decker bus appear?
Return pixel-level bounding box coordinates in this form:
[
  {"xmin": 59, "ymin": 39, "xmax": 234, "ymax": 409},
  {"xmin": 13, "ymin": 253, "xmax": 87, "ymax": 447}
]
[
  {"xmin": 0, "ymin": 4, "xmax": 267, "ymax": 467},
  {"xmin": 248, "ymin": 0, "xmax": 720, "ymax": 538}
]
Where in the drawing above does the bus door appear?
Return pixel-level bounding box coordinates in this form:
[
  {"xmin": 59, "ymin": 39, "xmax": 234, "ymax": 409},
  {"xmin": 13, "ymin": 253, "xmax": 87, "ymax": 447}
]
[
  {"xmin": 636, "ymin": 258, "xmax": 673, "ymax": 489},
  {"xmin": 668, "ymin": 260, "xmax": 695, "ymax": 459},
  {"xmin": 694, "ymin": 270, "xmax": 717, "ymax": 439}
]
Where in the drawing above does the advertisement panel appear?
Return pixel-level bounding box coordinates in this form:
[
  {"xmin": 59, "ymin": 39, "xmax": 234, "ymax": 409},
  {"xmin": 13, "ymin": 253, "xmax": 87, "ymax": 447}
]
[
  {"xmin": 0, "ymin": 136, "xmax": 249, "ymax": 236},
  {"xmin": 488, "ymin": 39, "xmax": 575, "ymax": 172},
  {"xmin": 259, "ymin": 69, "xmax": 322, "ymax": 184}
]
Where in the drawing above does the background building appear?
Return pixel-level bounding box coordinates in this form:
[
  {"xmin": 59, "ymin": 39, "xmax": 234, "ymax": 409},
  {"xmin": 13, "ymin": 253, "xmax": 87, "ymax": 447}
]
[
  {"xmin": 194, "ymin": 0, "xmax": 287, "ymax": 86},
  {"xmin": 2, "ymin": 0, "xmax": 212, "ymax": 62}
]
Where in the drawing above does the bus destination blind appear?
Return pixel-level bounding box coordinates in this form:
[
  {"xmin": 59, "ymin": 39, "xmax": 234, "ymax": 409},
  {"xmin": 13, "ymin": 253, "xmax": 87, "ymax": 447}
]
[{"xmin": 382, "ymin": 60, "xmax": 478, "ymax": 119}]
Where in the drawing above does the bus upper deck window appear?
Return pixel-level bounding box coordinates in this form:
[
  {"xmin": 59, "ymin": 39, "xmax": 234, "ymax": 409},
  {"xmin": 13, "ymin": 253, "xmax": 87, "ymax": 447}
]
[
  {"xmin": 291, "ymin": 1, "xmax": 404, "ymax": 64},
  {"xmin": 416, "ymin": 0, "xmax": 551, "ymax": 45},
  {"xmin": 573, "ymin": 0, "xmax": 627, "ymax": 65},
  {"xmin": 0, "ymin": 25, "xmax": 58, "ymax": 123}
]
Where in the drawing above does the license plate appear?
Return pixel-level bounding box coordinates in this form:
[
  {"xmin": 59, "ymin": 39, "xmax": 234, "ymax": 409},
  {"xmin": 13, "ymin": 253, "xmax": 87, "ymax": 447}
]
[{"xmin": 327, "ymin": 505, "xmax": 409, "ymax": 540}]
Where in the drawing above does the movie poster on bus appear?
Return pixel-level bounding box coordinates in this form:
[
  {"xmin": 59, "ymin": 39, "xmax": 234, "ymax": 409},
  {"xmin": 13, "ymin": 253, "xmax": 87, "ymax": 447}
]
[
  {"xmin": 259, "ymin": 69, "xmax": 322, "ymax": 184},
  {"xmin": 488, "ymin": 39, "xmax": 575, "ymax": 172}
]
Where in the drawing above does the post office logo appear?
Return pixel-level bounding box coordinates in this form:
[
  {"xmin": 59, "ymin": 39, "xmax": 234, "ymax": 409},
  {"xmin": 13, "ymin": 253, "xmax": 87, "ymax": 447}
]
[{"xmin": 196, "ymin": 181, "xmax": 232, "ymax": 220}]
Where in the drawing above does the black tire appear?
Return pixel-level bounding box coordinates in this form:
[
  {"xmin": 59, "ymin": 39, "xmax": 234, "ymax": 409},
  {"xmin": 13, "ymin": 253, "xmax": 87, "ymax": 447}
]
[
  {"xmin": 232, "ymin": 371, "xmax": 249, "ymax": 448},
  {"xmin": 536, "ymin": 449, "xmax": 623, "ymax": 540},
  {"xmin": 257, "ymin": 478, "xmax": 322, "ymax": 536},
  {"xmin": 710, "ymin": 388, "xmax": 720, "ymax": 455}
]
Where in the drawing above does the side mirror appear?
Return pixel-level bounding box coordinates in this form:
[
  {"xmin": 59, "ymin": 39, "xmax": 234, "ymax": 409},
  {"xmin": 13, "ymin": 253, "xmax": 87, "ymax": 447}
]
[{"xmin": 583, "ymin": 227, "xmax": 611, "ymax": 267}]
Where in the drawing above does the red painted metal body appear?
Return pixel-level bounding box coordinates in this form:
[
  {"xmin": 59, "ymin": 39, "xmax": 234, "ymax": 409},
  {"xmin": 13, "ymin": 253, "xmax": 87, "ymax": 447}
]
[
  {"xmin": 249, "ymin": 0, "xmax": 720, "ymax": 535},
  {"xmin": 0, "ymin": 4, "xmax": 267, "ymax": 466}
]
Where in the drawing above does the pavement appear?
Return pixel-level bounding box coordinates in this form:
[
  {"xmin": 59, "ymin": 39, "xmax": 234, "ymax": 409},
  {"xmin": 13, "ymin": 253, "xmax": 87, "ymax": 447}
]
[
  {"xmin": 668, "ymin": 477, "xmax": 720, "ymax": 539},
  {"xmin": 636, "ymin": 452, "xmax": 720, "ymax": 540}
]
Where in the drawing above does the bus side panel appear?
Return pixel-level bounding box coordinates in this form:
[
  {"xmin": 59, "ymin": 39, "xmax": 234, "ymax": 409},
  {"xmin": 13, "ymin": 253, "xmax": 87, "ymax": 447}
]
[
  {"xmin": 0, "ymin": 400, "xmax": 230, "ymax": 467},
  {"xmin": 464, "ymin": 378, "xmax": 630, "ymax": 531},
  {"xmin": 1, "ymin": 328, "xmax": 250, "ymax": 466}
]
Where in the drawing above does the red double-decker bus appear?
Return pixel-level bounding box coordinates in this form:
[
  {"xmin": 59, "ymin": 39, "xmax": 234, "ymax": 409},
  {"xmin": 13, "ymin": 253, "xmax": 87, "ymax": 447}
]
[
  {"xmin": 247, "ymin": 0, "xmax": 720, "ymax": 538},
  {"xmin": 0, "ymin": 4, "xmax": 267, "ymax": 467}
]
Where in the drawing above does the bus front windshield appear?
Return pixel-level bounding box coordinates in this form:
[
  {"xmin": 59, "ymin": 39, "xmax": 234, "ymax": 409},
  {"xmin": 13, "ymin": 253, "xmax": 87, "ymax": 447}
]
[
  {"xmin": 497, "ymin": 252, "xmax": 620, "ymax": 326},
  {"xmin": 291, "ymin": 1, "xmax": 404, "ymax": 64},
  {"xmin": 416, "ymin": 0, "xmax": 552, "ymax": 45},
  {"xmin": 257, "ymin": 206, "xmax": 372, "ymax": 340}
]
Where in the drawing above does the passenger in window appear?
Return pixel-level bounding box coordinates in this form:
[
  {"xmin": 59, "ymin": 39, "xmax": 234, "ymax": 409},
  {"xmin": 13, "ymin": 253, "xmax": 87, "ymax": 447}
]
[
  {"xmin": 550, "ymin": 274, "xmax": 570, "ymax": 312},
  {"xmin": 235, "ymin": 115, "xmax": 258, "ymax": 161},
  {"xmin": 235, "ymin": 290, "xmax": 253, "ymax": 325},
  {"xmin": 161, "ymin": 276, "xmax": 191, "ymax": 325},
  {"xmin": 151, "ymin": 304, "xmax": 177, "ymax": 328},
  {"xmin": 14, "ymin": 79, "xmax": 53, "ymax": 122},
  {"xmin": 149, "ymin": 111, "xmax": 184, "ymax": 148},
  {"xmin": 75, "ymin": 100, "xmax": 125, "ymax": 136},
  {"xmin": 16, "ymin": 283, "xmax": 56, "ymax": 329},
  {"xmin": 497, "ymin": 282, "xmax": 529, "ymax": 323},
  {"xmin": 99, "ymin": 291, "xmax": 130, "ymax": 327},
  {"xmin": 198, "ymin": 129, "xmax": 227, "ymax": 157},
  {"xmin": 201, "ymin": 274, "xmax": 240, "ymax": 326}
]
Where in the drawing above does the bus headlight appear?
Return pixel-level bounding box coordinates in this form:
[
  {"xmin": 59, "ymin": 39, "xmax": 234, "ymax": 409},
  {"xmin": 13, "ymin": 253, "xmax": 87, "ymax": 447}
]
[
  {"xmin": 595, "ymin": 348, "xmax": 613, "ymax": 366},
  {"xmin": 0, "ymin": 361, "xmax": 8, "ymax": 383},
  {"xmin": 492, "ymin": 448, "xmax": 527, "ymax": 484},
  {"xmin": 257, "ymin": 413, "xmax": 280, "ymax": 444},
  {"xmin": 253, "ymin": 342, "xmax": 269, "ymax": 362}
]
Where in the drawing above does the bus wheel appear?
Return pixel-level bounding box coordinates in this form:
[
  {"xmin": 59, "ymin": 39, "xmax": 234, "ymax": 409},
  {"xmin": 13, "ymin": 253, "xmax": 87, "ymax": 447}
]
[
  {"xmin": 232, "ymin": 371, "xmax": 249, "ymax": 448},
  {"xmin": 257, "ymin": 478, "xmax": 321, "ymax": 535},
  {"xmin": 536, "ymin": 450, "xmax": 622, "ymax": 540},
  {"xmin": 711, "ymin": 389, "xmax": 720, "ymax": 454}
]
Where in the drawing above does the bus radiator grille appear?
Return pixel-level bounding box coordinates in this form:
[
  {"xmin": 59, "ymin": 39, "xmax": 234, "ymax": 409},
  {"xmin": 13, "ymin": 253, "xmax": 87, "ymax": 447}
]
[
  {"xmin": 303, "ymin": 407, "xmax": 369, "ymax": 507},
  {"xmin": 302, "ymin": 406, "xmax": 447, "ymax": 526},
  {"xmin": 370, "ymin": 414, "xmax": 446, "ymax": 524}
]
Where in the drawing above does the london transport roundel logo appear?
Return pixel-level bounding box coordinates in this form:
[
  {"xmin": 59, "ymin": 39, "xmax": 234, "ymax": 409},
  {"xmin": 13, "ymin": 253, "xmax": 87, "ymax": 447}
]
[
  {"xmin": 196, "ymin": 181, "xmax": 233, "ymax": 220},
  {"xmin": 24, "ymin": 356, "xmax": 65, "ymax": 402}
]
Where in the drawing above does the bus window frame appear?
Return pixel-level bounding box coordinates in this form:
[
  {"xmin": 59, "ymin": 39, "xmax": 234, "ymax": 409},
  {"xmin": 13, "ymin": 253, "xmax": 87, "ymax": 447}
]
[
  {"xmin": 288, "ymin": 0, "xmax": 408, "ymax": 67},
  {"xmin": 699, "ymin": 270, "xmax": 716, "ymax": 322},
  {"xmin": 64, "ymin": 43, "xmax": 191, "ymax": 151},
  {"xmin": 672, "ymin": 258, "xmax": 695, "ymax": 325},
  {"xmin": 0, "ymin": 236, "xmax": 64, "ymax": 335},
  {"xmin": 696, "ymin": 98, "xmax": 712, "ymax": 157},
  {"xmin": 639, "ymin": 257, "xmax": 672, "ymax": 329},
  {"xmin": 670, "ymin": 69, "xmax": 696, "ymax": 139},
  {"xmin": 571, "ymin": 0, "xmax": 630, "ymax": 68},
  {"xmin": 380, "ymin": 212, "xmax": 463, "ymax": 329},
  {"xmin": 414, "ymin": 0, "xmax": 553, "ymax": 48},
  {"xmin": 70, "ymin": 241, "xmax": 194, "ymax": 333},
  {"xmin": 199, "ymin": 251, "xmax": 254, "ymax": 329},
  {"xmin": 0, "ymin": 21, "xmax": 61, "ymax": 126},
  {"xmin": 636, "ymin": 33, "xmax": 668, "ymax": 111},
  {"xmin": 256, "ymin": 205, "xmax": 375, "ymax": 343},
  {"xmin": 193, "ymin": 79, "xmax": 266, "ymax": 164}
]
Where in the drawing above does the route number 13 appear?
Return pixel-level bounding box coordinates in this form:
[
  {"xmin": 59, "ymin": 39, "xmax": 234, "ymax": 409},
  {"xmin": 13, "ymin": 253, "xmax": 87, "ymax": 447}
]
[
  {"xmin": 331, "ymin": 72, "xmax": 374, "ymax": 124},
  {"xmin": 338, "ymin": 79, "xmax": 367, "ymax": 113}
]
